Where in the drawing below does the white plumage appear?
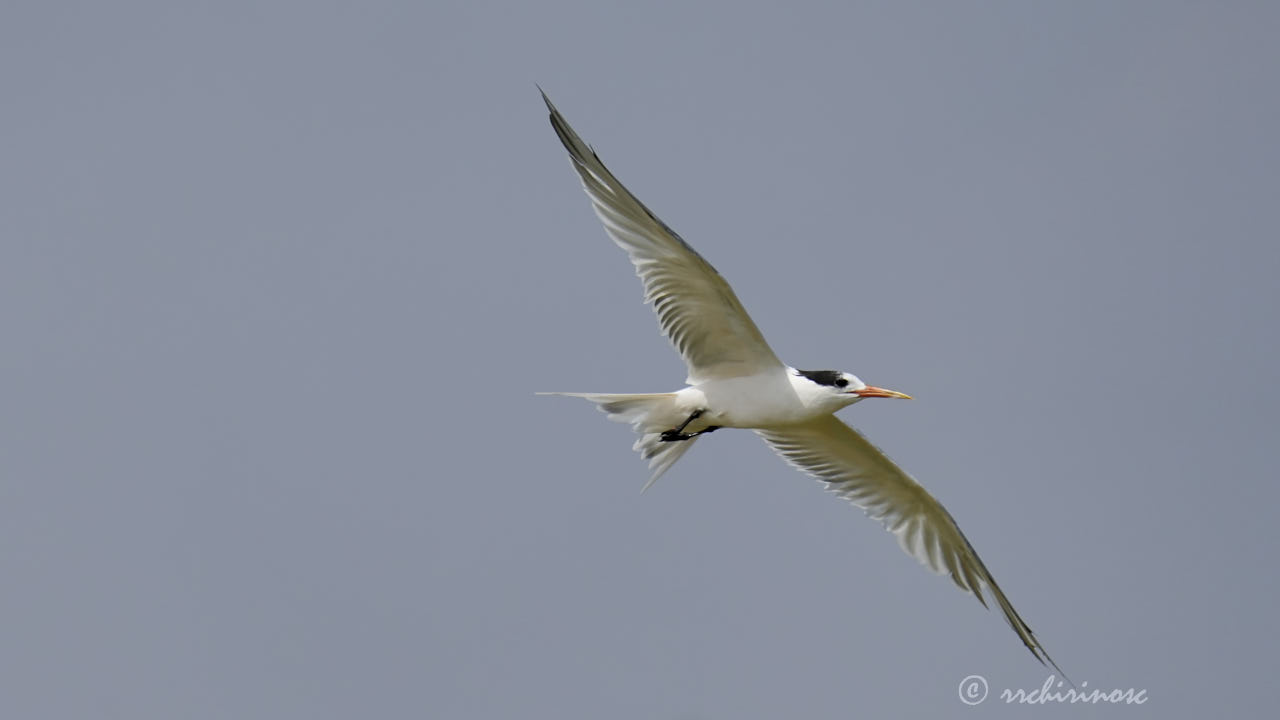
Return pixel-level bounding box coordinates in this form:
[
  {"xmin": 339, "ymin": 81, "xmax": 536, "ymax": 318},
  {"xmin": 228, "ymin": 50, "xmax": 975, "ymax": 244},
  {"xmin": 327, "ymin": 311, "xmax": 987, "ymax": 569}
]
[{"xmin": 538, "ymin": 89, "xmax": 1066, "ymax": 677}]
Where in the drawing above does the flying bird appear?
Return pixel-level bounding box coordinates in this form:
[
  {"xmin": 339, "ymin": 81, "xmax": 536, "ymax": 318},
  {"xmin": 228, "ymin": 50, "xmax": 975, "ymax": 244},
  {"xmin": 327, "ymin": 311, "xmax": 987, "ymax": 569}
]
[{"xmin": 538, "ymin": 89, "xmax": 1066, "ymax": 675}]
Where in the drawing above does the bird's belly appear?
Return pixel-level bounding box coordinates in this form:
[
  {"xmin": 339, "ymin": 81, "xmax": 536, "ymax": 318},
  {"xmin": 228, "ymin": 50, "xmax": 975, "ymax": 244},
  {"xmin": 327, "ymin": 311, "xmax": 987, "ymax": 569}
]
[{"xmin": 689, "ymin": 374, "xmax": 817, "ymax": 429}]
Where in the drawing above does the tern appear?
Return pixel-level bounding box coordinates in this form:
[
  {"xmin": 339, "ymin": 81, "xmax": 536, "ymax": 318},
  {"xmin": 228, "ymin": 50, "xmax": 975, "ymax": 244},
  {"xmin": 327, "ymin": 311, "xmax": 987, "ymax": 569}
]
[{"xmin": 538, "ymin": 90, "xmax": 1066, "ymax": 675}]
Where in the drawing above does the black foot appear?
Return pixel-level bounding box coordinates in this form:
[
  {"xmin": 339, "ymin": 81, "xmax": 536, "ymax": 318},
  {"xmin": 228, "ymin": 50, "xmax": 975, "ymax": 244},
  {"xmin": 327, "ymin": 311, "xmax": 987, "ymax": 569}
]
[
  {"xmin": 661, "ymin": 410, "xmax": 716, "ymax": 442},
  {"xmin": 659, "ymin": 425, "xmax": 720, "ymax": 442}
]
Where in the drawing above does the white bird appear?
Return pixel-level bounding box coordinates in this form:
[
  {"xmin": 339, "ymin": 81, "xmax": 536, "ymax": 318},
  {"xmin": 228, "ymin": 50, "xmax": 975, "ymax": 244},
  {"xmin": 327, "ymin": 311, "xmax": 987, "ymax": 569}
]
[{"xmin": 538, "ymin": 90, "xmax": 1066, "ymax": 675}]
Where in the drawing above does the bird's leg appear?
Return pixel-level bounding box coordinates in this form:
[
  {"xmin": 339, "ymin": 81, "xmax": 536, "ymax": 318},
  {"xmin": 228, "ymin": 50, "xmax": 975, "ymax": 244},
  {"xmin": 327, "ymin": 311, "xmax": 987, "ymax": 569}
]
[{"xmin": 660, "ymin": 409, "xmax": 705, "ymax": 442}]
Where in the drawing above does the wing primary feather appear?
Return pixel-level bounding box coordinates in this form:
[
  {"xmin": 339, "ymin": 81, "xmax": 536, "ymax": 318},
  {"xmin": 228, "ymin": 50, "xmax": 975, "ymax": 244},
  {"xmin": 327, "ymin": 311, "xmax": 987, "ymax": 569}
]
[
  {"xmin": 540, "ymin": 89, "xmax": 785, "ymax": 383},
  {"xmin": 755, "ymin": 415, "xmax": 1070, "ymax": 683}
]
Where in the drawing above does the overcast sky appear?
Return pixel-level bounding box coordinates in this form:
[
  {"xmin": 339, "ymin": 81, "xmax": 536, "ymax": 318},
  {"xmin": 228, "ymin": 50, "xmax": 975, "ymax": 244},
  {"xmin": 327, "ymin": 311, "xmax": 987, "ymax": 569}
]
[{"xmin": 3, "ymin": 1, "xmax": 1278, "ymax": 717}]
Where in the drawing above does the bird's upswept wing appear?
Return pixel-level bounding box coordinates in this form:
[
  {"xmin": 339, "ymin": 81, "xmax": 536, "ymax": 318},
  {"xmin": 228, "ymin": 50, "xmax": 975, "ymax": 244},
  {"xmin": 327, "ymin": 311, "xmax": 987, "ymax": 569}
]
[
  {"xmin": 756, "ymin": 415, "xmax": 1066, "ymax": 674},
  {"xmin": 542, "ymin": 91, "xmax": 783, "ymax": 384}
]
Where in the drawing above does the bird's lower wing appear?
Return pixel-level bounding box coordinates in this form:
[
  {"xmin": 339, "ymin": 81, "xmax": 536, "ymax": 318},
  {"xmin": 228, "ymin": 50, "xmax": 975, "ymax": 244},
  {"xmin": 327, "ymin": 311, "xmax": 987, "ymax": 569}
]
[
  {"xmin": 756, "ymin": 415, "xmax": 1065, "ymax": 674},
  {"xmin": 541, "ymin": 90, "xmax": 784, "ymax": 384}
]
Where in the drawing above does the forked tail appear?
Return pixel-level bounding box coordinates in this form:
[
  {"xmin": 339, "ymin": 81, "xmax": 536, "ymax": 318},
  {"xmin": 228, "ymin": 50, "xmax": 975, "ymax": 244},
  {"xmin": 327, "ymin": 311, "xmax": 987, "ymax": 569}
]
[{"xmin": 537, "ymin": 392, "xmax": 698, "ymax": 491}]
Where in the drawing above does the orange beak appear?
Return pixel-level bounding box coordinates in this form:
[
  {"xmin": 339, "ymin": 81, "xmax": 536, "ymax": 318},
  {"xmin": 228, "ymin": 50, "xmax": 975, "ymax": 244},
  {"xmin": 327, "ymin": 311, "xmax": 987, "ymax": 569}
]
[{"xmin": 850, "ymin": 385, "xmax": 913, "ymax": 400}]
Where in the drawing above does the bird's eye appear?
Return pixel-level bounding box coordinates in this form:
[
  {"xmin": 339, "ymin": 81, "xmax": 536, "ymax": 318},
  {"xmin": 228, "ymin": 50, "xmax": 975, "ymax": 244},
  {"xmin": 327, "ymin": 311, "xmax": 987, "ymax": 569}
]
[{"xmin": 835, "ymin": 378, "xmax": 849, "ymax": 388}]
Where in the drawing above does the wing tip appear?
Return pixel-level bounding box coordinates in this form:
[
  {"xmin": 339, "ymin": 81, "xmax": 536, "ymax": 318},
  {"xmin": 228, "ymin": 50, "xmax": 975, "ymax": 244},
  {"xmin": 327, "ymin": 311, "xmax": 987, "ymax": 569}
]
[{"xmin": 538, "ymin": 84, "xmax": 556, "ymax": 113}]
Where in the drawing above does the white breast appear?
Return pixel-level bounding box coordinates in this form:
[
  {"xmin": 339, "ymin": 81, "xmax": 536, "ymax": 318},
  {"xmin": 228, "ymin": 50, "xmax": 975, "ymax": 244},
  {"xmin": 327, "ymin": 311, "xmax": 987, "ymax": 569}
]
[{"xmin": 687, "ymin": 369, "xmax": 830, "ymax": 429}]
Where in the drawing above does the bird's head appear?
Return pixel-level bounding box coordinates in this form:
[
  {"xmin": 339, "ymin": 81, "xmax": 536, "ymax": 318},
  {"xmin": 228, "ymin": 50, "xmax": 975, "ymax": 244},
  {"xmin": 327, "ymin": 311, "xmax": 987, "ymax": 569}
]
[{"xmin": 794, "ymin": 369, "xmax": 912, "ymax": 410}]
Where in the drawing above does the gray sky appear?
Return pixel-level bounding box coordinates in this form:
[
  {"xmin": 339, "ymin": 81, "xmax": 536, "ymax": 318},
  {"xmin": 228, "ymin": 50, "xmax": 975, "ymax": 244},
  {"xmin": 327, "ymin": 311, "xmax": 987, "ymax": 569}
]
[{"xmin": 3, "ymin": 1, "xmax": 1278, "ymax": 717}]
